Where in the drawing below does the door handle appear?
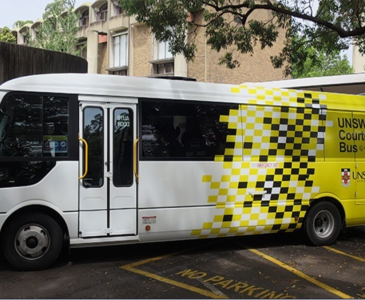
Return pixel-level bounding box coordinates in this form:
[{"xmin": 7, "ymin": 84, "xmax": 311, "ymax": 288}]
[
  {"xmin": 78, "ymin": 136, "xmax": 89, "ymax": 180},
  {"xmin": 134, "ymin": 136, "xmax": 139, "ymax": 183}
]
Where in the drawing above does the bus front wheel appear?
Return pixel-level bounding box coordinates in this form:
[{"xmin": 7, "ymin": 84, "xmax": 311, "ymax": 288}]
[
  {"xmin": 2, "ymin": 212, "xmax": 63, "ymax": 270},
  {"xmin": 304, "ymin": 201, "xmax": 341, "ymax": 246}
]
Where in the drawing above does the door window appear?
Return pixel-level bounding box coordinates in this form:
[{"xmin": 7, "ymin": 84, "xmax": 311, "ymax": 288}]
[
  {"xmin": 83, "ymin": 107, "xmax": 104, "ymax": 188},
  {"xmin": 113, "ymin": 108, "xmax": 133, "ymax": 186}
]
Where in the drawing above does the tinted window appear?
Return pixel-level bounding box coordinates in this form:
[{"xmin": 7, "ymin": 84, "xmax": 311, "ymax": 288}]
[
  {"xmin": 0, "ymin": 93, "xmax": 75, "ymax": 188},
  {"xmin": 113, "ymin": 108, "xmax": 133, "ymax": 186},
  {"xmin": 0, "ymin": 94, "xmax": 70, "ymax": 158},
  {"xmin": 141, "ymin": 100, "xmax": 237, "ymax": 160},
  {"xmin": 83, "ymin": 107, "xmax": 104, "ymax": 188}
]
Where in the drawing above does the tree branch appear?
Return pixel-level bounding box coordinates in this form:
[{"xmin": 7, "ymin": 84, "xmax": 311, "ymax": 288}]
[{"xmin": 200, "ymin": 0, "xmax": 365, "ymax": 38}]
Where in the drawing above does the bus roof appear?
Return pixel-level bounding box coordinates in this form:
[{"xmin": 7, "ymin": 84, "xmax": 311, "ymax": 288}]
[
  {"xmin": 1, "ymin": 73, "xmax": 364, "ymax": 109},
  {"xmin": 245, "ymin": 73, "xmax": 365, "ymax": 95},
  {"xmin": 0, "ymin": 73, "xmax": 244, "ymax": 103}
]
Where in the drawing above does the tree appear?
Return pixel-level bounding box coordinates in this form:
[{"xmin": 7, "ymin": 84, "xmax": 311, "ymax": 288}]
[
  {"xmin": 291, "ymin": 39, "xmax": 354, "ymax": 78},
  {"xmin": 292, "ymin": 49, "xmax": 354, "ymax": 78},
  {"xmin": 120, "ymin": 0, "xmax": 365, "ymax": 76},
  {"xmin": 30, "ymin": 0, "xmax": 80, "ymax": 56},
  {"xmin": 0, "ymin": 27, "xmax": 16, "ymax": 43}
]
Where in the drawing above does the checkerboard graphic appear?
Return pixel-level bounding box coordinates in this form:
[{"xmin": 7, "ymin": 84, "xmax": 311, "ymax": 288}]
[{"xmin": 191, "ymin": 86, "xmax": 329, "ymax": 238}]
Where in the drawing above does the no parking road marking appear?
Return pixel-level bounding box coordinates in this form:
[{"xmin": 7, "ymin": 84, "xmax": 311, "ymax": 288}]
[{"xmin": 120, "ymin": 243, "xmax": 354, "ymax": 299}]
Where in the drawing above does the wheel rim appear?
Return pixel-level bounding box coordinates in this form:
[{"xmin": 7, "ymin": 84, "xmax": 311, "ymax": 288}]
[
  {"xmin": 14, "ymin": 224, "xmax": 50, "ymax": 260},
  {"xmin": 313, "ymin": 210, "xmax": 335, "ymax": 238}
]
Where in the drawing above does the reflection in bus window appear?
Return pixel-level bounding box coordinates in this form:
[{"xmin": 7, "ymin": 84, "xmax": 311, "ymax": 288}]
[
  {"xmin": 83, "ymin": 107, "xmax": 104, "ymax": 188},
  {"xmin": 113, "ymin": 108, "xmax": 133, "ymax": 186},
  {"xmin": 0, "ymin": 94, "xmax": 69, "ymax": 158},
  {"xmin": 141, "ymin": 100, "xmax": 237, "ymax": 160}
]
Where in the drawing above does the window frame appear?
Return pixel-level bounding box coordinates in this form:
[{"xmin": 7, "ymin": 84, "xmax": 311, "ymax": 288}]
[
  {"xmin": 112, "ymin": 32, "xmax": 128, "ymax": 68},
  {"xmin": 79, "ymin": 9, "xmax": 89, "ymax": 27},
  {"xmin": 77, "ymin": 40, "xmax": 87, "ymax": 59},
  {"xmin": 96, "ymin": 3, "xmax": 108, "ymax": 22}
]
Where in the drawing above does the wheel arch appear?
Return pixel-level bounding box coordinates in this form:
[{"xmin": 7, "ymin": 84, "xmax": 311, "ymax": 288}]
[{"xmin": 0, "ymin": 205, "xmax": 69, "ymax": 243}]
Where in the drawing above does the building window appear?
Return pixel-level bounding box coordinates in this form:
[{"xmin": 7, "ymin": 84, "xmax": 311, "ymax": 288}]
[
  {"xmin": 113, "ymin": 34, "xmax": 128, "ymax": 67},
  {"xmin": 150, "ymin": 36, "xmax": 174, "ymax": 76},
  {"xmin": 79, "ymin": 10, "xmax": 89, "ymax": 26},
  {"xmin": 77, "ymin": 42, "xmax": 87, "ymax": 59},
  {"xmin": 110, "ymin": 70, "xmax": 127, "ymax": 76},
  {"xmin": 113, "ymin": 4, "xmax": 123, "ymax": 16},
  {"xmin": 97, "ymin": 3, "xmax": 108, "ymax": 21},
  {"xmin": 157, "ymin": 40, "xmax": 172, "ymax": 60},
  {"xmin": 153, "ymin": 62, "xmax": 174, "ymax": 75}
]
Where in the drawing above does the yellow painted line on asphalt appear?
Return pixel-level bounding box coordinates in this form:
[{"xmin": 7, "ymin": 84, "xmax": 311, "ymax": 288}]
[
  {"xmin": 120, "ymin": 241, "xmax": 228, "ymax": 299},
  {"xmin": 323, "ymin": 246, "xmax": 365, "ymax": 263},
  {"xmin": 121, "ymin": 260, "xmax": 228, "ymax": 299},
  {"xmin": 247, "ymin": 248, "xmax": 353, "ymax": 299},
  {"xmin": 121, "ymin": 250, "xmax": 183, "ymax": 268}
]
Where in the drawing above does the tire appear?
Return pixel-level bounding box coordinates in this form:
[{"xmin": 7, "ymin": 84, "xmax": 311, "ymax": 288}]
[
  {"xmin": 2, "ymin": 212, "xmax": 63, "ymax": 271},
  {"xmin": 304, "ymin": 201, "xmax": 341, "ymax": 246}
]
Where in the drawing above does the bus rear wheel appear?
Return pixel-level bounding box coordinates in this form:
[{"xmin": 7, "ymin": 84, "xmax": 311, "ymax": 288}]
[
  {"xmin": 2, "ymin": 212, "xmax": 63, "ymax": 270},
  {"xmin": 304, "ymin": 201, "xmax": 341, "ymax": 246}
]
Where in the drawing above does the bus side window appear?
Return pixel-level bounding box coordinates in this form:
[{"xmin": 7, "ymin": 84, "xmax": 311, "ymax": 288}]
[
  {"xmin": 0, "ymin": 94, "xmax": 43, "ymax": 158},
  {"xmin": 141, "ymin": 99, "xmax": 237, "ymax": 160}
]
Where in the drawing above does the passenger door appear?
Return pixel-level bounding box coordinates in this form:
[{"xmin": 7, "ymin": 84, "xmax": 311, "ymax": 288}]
[{"xmin": 78, "ymin": 100, "xmax": 137, "ymax": 237}]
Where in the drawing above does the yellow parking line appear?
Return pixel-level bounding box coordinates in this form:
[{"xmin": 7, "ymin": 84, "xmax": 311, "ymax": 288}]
[
  {"xmin": 120, "ymin": 240, "xmax": 356, "ymax": 299},
  {"xmin": 323, "ymin": 246, "xmax": 365, "ymax": 263},
  {"xmin": 120, "ymin": 241, "xmax": 228, "ymax": 299},
  {"xmin": 248, "ymin": 248, "xmax": 353, "ymax": 299},
  {"xmin": 121, "ymin": 264, "xmax": 228, "ymax": 299},
  {"xmin": 122, "ymin": 250, "xmax": 183, "ymax": 269}
]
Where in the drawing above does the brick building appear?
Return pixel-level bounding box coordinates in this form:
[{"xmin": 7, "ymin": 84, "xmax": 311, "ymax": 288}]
[{"xmin": 11, "ymin": 0, "xmax": 287, "ymax": 84}]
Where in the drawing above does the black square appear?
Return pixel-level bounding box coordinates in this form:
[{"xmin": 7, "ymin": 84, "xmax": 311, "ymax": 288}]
[{"xmin": 223, "ymin": 215, "xmax": 233, "ymax": 222}]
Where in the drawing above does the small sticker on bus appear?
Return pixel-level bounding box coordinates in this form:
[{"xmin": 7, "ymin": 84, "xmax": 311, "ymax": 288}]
[
  {"xmin": 142, "ymin": 216, "xmax": 157, "ymax": 224},
  {"xmin": 251, "ymin": 162, "xmax": 279, "ymax": 168}
]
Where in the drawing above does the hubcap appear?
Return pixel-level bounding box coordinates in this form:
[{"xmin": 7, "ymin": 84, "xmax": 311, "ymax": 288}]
[
  {"xmin": 313, "ymin": 210, "xmax": 334, "ymax": 238},
  {"xmin": 15, "ymin": 224, "xmax": 50, "ymax": 260}
]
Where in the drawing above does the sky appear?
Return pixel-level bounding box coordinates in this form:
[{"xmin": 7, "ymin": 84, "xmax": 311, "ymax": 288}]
[{"xmin": 1, "ymin": 0, "xmax": 85, "ymax": 29}]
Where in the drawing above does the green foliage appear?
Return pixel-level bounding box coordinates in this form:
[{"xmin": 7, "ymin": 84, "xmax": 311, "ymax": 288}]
[
  {"xmin": 30, "ymin": 0, "xmax": 81, "ymax": 56},
  {"xmin": 13, "ymin": 20, "xmax": 34, "ymax": 28},
  {"xmin": 0, "ymin": 27, "xmax": 16, "ymax": 43},
  {"xmin": 120, "ymin": 0, "xmax": 365, "ymax": 76},
  {"xmin": 292, "ymin": 46, "xmax": 354, "ymax": 78},
  {"xmin": 289, "ymin": 34, "xmax": 353, "ymax": 78}
]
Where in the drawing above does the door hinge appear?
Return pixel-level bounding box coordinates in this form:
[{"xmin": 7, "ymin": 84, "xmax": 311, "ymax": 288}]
[{"xmin": 105, "ymin": 172, "xmax": 113, "ymax": 179}]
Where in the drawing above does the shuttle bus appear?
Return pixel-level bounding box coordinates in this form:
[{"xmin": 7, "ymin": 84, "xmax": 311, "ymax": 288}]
[{"xmin": 1, "ymin": 74, "xmax": 365, "ymax": 270}]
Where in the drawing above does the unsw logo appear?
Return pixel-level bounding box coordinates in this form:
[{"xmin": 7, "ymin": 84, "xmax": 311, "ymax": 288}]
[{"xmin": 341, "ymin": 168, "xmax": 351, "ymax": 187}]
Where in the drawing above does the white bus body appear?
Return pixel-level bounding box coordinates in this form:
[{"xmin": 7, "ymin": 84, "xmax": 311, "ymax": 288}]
[{"xmin": 1, "ymin": 74, "xmax": 365, "ymax": 270}]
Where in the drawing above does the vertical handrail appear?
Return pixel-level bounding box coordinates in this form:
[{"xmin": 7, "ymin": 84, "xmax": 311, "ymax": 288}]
[
  {"xmin": 134, "ymin": 137, "xmax": 139, "ymax": 183},
  {"xmin": 78, "ymin": 137, "xmax": 89, "ymax": 180}
]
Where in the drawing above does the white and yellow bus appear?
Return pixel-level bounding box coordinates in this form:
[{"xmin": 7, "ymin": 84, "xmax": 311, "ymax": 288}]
[{"xmin": 0, "ymin": 74, "xmax": 365, "ymax": 270}]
